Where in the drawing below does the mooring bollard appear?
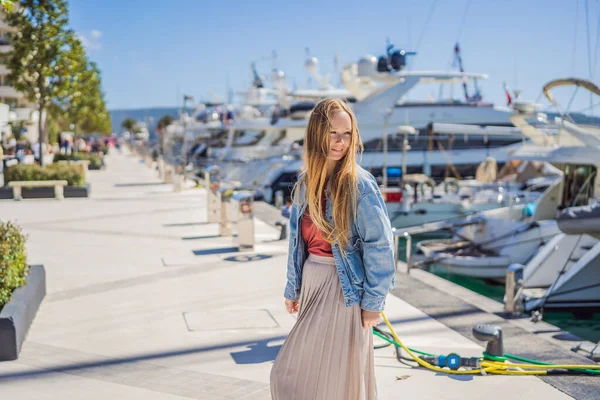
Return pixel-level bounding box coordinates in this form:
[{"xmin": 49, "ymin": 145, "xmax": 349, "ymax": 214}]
[
  {"xmin": 205, "ymin": 166, "xmax": 221, "ymax": 224},
  {"xmin": 218, "ymin": 188, "xmax": 234, "ymax": 237},
  {"xmin": 232, "ymin": 191, "xmax": 255, "ymax": 251},
  {"xmin": 164, "ymin": 165, "xmax": 174, "ymax": 184},
  {"xmin": 274, "ymin": 190, "xmax": 284, "ymax": 209},
  {"xmin": 158, "ymin": 157, "xmax": 166, "ymax": 180},
  {"xmin": 173, "ymin": 165, "xmax": 184, "ymax": 192},
  {"xmin": 505, "ymin": 264, "xmax": 524, "ymax": 315}
]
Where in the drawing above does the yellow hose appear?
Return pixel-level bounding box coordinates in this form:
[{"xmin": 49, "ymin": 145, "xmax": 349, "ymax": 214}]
[
  {"xmin": 382, "ymin": 312, "xmax": 552, "ymax": 376},
  {"xmin": 381, "ymin": 312, "xmax": 600, "ymax": 375},
  {"xmin": 381, "ymin": 312, "xmax": 600, "ymax": 376},
  {"xmin": 381, "ymin": 312, "xmax": 489, "ymax": 375},
  {"xmin": 482, "ymin": 361, "xmax": 600, "ymax": 371}
]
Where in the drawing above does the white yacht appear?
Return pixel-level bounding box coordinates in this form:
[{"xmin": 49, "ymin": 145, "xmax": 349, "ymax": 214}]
[
  {"xmin": 505, "ymin": 146, "xmax": 600, "ymax": 314},
  {"xmin": 195, "ymin": 44, "xmax": 523, "ymax": 167},
  {"xmin": 413, "ymin": 78, "xmax": 600, "ymax": 280},
  {"xmin": 503, "ymin": 78, "xmax": 600, "ymax": 314}
]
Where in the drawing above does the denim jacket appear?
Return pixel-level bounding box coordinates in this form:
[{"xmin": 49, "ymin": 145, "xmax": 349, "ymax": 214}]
[{"xmin": 284, "ymin": 166, "xmax": 396, "ymax": 312}]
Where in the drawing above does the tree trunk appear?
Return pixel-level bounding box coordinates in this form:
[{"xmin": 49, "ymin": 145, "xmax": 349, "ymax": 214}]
[{"xmin": 38, "ymin": 102, "xmax": 45, "ymax": 166}]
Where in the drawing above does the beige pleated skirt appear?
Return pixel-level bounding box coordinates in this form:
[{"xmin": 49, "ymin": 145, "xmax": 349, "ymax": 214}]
[{"xmin": 270, "ymin": 254, "xmax": 376, "ymax": 400}]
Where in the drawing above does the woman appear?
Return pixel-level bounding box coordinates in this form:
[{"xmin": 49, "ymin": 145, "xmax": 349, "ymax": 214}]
[{"xmin": 270, "ymin": 99, "xmax": 396, "ymax": 399}]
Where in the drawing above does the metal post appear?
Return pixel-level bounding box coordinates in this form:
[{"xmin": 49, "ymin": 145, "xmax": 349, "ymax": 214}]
[
  {"xmin": 381, "ymin": 108, "xmax": 393, "ymax": 189},
  {"xmin": 396, "ymin": 125, "xmax": 415, "ymax": 187},
  {"xmin": 233, "ymin": 191, "xmax": 254, "ymax": 251},
  {"xmin": 158, "ymin": 157, "xmax": 165, "ymax": 180},
  {"xmin": 404, "ymin": 231, "xmax": 412, "ymax": 273},
  {"xmin": 205, "ymin": 166, "xmax": 221, "ymax": 224},
  {"xmin": 393, "ymin": 230, "xmax": 399, "ymax": 271},
  {"xmin": 505, "ymin": 263, "xmax": 524, "ymax": 315},
  {"xmin": 275, "ymin": 190, "xmax": 284, "ymax": 209},
  {"xmin": 219, "ymin": 189, "xmax": 233, "ymax": 237},
  {"xmin": 402, "ymin": 133, "xmax": 408, "ymax": 187},
  {"xmin": 393, "ymin": 229, "xmax": 412, "ymax": 273},
  {"xmin": 382, "ymin": 121, "xmax": 388, "ymax": 189}
]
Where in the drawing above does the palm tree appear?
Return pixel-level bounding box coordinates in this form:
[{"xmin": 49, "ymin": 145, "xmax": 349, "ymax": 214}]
[
  {"xmin": 121, "ymin": 118, "xmax": 137, "ymax": 133},
  {"xmin": 156, "ymin": 115, "xmax": 174, "ymax": 131}
]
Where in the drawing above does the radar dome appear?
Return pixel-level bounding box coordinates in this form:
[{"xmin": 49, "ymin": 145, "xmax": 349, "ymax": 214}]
[
  {"xmin": 304, "ymin": 56, "xmax": 319, "ymax": 72},
  {"xmin": 272, "ymin": 69, "xmax": 285, "ymax": 81},
  {"xmin": 357, "ymin": 55, "xmax": 377, "ymax": 77}
]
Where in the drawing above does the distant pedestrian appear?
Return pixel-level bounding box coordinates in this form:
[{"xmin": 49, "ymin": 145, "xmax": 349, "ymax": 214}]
[
  {"xmin": 270, "ymin": 99, "xmax": 396, "ymax": 399},
  {"xmin": 280, "ymin": 198, "xmax": 292, "ymax": 219}
]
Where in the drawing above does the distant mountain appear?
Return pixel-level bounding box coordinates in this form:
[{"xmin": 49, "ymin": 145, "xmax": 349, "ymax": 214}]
[{"xmin": 109, "ymin": 107, "xmax": 180, "ymax": 139}]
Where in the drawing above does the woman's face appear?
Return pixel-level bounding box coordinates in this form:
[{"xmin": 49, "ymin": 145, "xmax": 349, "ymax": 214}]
[{"xmin": 327, "ymin": 111, "xmax": 352, "ymax": 161}]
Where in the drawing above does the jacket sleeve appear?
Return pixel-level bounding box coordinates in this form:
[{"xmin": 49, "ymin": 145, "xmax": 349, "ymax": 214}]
[
  {"xmin": 284, "ymin": 200, "xmax": 300, "ymax": 301},
  {"xmin": 355, "ymin": 188, "xmax": 396, "ymax": 312}
]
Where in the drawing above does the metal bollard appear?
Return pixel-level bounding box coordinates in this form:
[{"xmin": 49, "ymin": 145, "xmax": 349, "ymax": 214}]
[
  {"xmin": 158, "ymin": 157, "xmax": 166, "ymax": 180},
  {"xmin": 219, "ymin": 188, "xmax": 233, "ymax": 236},
  {"xmin": 505, "ymin": 264, "xmax": 524, "ymax": 315},
  {"xmin": 274, "ymin": 190, "xmax": 284, "ymax": 209},
  {"xmin": 232, "ymin": 191, "xmax": 254, "ymax": 251},
  {"xmin": 173, "ymin": 165, "xmax": 184, "ymax": 192},
  {"xmin": 392, "ymin": 229, "xmax": 412, "ymax": 273},
  {"xmin": 164, "ymin": 165, "xmax": 174, "ymax": 184},
  {"xmin": 404, "ymin": 231, "xmax": 412, "ymax": 273},
  {"xmin": 205, "ymin": 166, "xmax": 221, "ymax": 224}
]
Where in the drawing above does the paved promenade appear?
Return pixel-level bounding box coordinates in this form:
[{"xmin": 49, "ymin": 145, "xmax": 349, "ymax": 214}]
[{"xmin": 0, "ymin": 149, "xmax": 581, "ymax": 399}]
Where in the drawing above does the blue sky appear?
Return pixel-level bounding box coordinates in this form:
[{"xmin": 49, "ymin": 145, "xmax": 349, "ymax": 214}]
[{"xmin": 69, "ymin": 0, "xmax": 600, "ymax": 115}]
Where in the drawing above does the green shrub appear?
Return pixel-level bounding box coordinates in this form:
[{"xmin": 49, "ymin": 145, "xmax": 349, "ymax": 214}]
[
  {"xmin": 4, "ymin": 163, "xmax": 85, "ymax": 187},
  {"xmin": 53, "ymin": 152, "xmax": 103, "ymax": 167},
  {"xmin": 0, "ymin": 221, "xmax": 28, "ymax": 309}
]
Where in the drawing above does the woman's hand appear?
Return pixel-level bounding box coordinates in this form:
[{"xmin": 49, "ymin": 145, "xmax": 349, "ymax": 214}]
[
  {"xmin": 285, "ymin": 299, "xmax": 299, "ymax": 314},
  {"xmin": 361, "ymin": 310, "xmax": 381, "ymax": 328}
]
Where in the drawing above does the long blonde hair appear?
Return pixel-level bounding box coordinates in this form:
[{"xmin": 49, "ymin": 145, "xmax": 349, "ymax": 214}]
[{"xmin": 296, "ymin": 98, "xmax": 363, "ymax": 251}]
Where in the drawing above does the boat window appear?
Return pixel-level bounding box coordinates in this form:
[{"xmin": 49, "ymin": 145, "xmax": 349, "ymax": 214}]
[
  {"xmin": 362, "ymin": 134, "xmax": 522, "ymax": 152},
  {"xmin": 232, "ymin": 130, "xmax": 266, "ymax": 147},
  {"xmin": 205, "ymin": 129, "xmax": 228, "ymax": 148}
]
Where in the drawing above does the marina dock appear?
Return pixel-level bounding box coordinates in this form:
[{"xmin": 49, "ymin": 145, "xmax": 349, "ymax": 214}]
[{"xmin": 0, "ymin": 149, "xmax": 598, "ymax": 399}]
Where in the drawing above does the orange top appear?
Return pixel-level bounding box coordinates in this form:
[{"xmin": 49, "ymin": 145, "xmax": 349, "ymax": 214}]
[{"xmin": 301, "ymin": 187, "xmax": 333, "ymax": 257}]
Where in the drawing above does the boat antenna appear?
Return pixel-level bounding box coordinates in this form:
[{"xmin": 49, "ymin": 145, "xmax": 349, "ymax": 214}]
[
  {"xmin": 251, "ymin": 62, "xmax": 264, "ymax": 89},
  {"xmin": 453, "ymin": 43, "xmax": 481, "ymax": 103},
  {"xmin": 305, "ymin": 47, "xmax": 312, "ymax": 89},
  {"xmin": 415, "ymin": 0, "xmax": 438, "ymax": 52},
  {"xmin": 455, "ymin": 0, "xmax": 472, "ymax": 43},
  {"xmin": 571, "ymin": 0, "xmax": 579, "ymax": 76}
]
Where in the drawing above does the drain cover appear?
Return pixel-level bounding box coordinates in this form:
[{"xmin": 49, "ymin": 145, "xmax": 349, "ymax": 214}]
[{"xmin": 184, "ymin": 309, "xmax": 279, "ymax": 331}]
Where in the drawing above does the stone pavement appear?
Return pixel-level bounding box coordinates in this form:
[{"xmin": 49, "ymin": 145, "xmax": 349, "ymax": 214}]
[{"xmin": 0, "ymin": 149, "xmax": 577, "ymax": 399}]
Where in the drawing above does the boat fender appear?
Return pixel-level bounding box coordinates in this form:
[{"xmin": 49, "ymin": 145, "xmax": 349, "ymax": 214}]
[
  {"xmin": 418, "ymin": 180, "xmax": 435, "ymax": 196},
  {"xmin": 523, "ymin": 202, "xmax": 537, "ymax": 217},
  {"xmin": 444, "ymin": 178, "xmax": 460, "ymax": 194}
]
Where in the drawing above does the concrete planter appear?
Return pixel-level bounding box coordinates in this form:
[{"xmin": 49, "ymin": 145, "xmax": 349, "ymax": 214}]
[
  {"xmin": 65, "ymin": 184, "xmax": 91, "ymax": 198},
  {"xmin": 0, "ymin": 265, "xmax": 46, "ymax": 361},
  {"xmin": 0, "ymin": 187, "xmax": 11, "ymax": 199},
  {"xmin": 0, "ymin": 184, "xmax": 90, "ymax": 199}
]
